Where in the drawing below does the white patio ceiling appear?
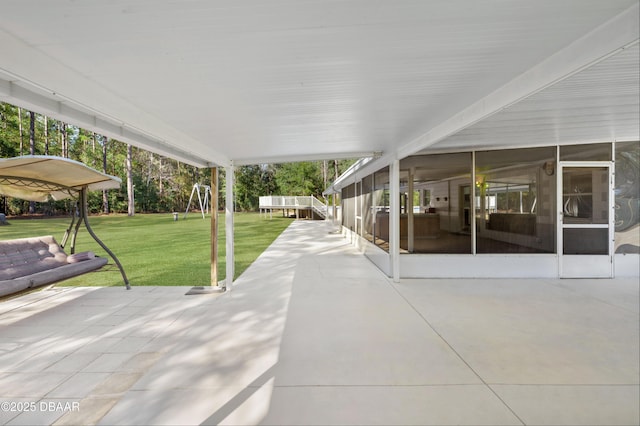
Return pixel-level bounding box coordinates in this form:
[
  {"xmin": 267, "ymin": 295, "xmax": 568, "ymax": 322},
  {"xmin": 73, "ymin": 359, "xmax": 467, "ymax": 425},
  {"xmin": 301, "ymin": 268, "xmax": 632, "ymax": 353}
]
[{"xmin": 0, "ymin": 1, "xmax": 638, "ymax": 169}]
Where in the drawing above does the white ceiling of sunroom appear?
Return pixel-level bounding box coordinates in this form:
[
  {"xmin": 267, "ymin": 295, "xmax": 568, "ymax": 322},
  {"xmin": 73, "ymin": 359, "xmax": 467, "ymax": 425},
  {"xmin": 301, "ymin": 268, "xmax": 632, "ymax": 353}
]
[
  {"xmin": 0, "ymin": 1, "xmax": 638, "ymax": 168},
  {"xmin": 425, "ymin": 43, "xmax": 640, "ymax": 154}
]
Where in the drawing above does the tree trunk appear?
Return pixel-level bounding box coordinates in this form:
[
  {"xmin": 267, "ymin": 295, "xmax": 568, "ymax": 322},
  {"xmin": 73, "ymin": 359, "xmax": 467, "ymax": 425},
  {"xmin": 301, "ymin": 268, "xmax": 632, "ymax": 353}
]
[
  {"xmin": 18, "ymin": 107, "xmax": 23, "ymax": 155},
  {"xmin": 102, "ymin": 136, "xmax": 109, "ymax": 214},
  {"xmin": 44, "ymin": 116, "xmax": 49, "ymax": 155},
  {"xmin": 127, "ymin": 144, "xmax": 135, "ymax": 216},
  {"xmin": 29, "ymin": 111, "xmax": 36, "ymax": 214},
  {"xmin": 29, "ymin": 111, "xmax": 35, "ymax": 155},
  {"xmin": 159, "ymin": 157, "xmax": 164, "ymax": 196},
  {"xmin": 147, "ymin": 152, "xmax": 153, "ymax": 187},
  {"xmin": 322, "ymin": 160, "xmax": 328, "ymax": 188},
  {"xmin": 60, "ymin": 122, "xmax": 68, "ymax": 157}
]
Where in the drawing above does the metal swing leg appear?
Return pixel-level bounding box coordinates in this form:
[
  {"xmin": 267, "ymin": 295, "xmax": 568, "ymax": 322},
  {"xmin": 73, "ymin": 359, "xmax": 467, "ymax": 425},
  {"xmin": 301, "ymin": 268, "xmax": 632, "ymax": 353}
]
[
  {"xmin": 70, "ymin": 204, "xmax": 83, "ymax": 254},
  {"xmin": 79, "ymin": 187, "xmax": 131, "ymax": 290},
  {"xmin": 184, "ymin": 183, "xmax": 197, "ymax": 219},
  {"xmin": 60, "ymin": 201, "xmax": 77, "ymax": 249}
]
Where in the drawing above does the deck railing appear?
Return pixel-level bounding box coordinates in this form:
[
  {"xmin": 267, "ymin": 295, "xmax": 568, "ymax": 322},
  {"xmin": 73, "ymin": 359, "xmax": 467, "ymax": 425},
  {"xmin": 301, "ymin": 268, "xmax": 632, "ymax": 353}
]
[{"xmin": 259, "ymin": 195, "xmax": 327, "ymax": 219}]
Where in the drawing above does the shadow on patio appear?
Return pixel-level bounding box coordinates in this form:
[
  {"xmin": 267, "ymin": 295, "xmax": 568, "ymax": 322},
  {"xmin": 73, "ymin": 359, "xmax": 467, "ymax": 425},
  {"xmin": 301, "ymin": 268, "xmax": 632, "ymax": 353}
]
[{"xmin": 0, "ymin": 220, "xmax": 638, "ymax": 425}]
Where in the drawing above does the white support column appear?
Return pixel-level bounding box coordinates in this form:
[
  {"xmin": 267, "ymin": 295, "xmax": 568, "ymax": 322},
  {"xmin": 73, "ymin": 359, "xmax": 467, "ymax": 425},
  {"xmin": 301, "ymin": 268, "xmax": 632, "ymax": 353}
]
[
  {"xmin": 390, "ymin": 158, "xmax": 401, "ymax": 282},
  {"xmin": 332, "ymin": 195, "xmax": 337, "ymax": 224},
  {"xmin": 225, "ymin": 164, "xmax": 235, "ymax": 290},
  {"xmin": 210, "ymin": 169, "xmax": 218, "ymax": 287},
  {"xmin": 471, "ymin": 152, "xmax": 477, "ymax": 255},
  {"xmin": 408, "ymin": 167, "xmax": 415, "ymax": 253}
]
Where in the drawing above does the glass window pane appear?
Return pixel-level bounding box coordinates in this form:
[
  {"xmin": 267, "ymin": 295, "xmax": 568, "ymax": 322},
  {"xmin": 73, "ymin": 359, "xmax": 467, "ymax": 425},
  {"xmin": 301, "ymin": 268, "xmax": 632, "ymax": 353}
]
[
  {"xmin": 614, "ymin": 141, "xmax": 640, "ymax": 254},
  {"xmin": 371, "ymin": 167, "xmax": 390, "ymax": 251},
  {"xmin": 560, "ymin": 143, "xmax": 612, "ymax": 161},
  {"xmin": 362, "ymin": 174, "xmax": 373, "ymax": 242},
  {"xmin": 399, "ymin": 153, "xmax": 472, "ymax": 253},
  {"xmin": 341, "ymin": 183, "xmax": 356, "ymax": 232},
  {"xmin": 562, "ymin": 167, "xmax": 609, "ymax": 225},
  {"xmin": 476, "ymin": 147, "xmax": 556, "ymax": 253}
]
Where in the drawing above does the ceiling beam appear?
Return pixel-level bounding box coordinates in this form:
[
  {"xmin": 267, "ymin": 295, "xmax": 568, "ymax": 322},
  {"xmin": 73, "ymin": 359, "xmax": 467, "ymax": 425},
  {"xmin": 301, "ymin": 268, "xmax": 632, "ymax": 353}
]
[
  {"xmin": 0, "ymin": 77, "xmax": 218, "ymax": 167},
  {"xmin": 396, "ymin": 2, "xmax": 639, "ymax": 160},
  {"xmin": 232, "ymin": 151, "xmax": 382, "ymax": 166},
  {"xmin": 0, "ymin": 26, "xmax": 230, "ymax": 168}
]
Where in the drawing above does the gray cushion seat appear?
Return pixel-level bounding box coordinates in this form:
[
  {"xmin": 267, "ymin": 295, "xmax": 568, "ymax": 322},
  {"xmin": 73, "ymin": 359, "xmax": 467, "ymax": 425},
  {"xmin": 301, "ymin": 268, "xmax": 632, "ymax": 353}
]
[{"xmin": 0, "ymin": 235, "xmax": 107, "ymax": 297}]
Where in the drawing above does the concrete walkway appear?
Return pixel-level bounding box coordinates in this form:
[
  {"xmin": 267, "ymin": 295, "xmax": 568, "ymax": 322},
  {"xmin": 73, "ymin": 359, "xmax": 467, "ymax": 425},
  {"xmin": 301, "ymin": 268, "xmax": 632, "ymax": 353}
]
[{"xmin": 0, "ymin": 220, "xmax": 638, "ymax": 425}]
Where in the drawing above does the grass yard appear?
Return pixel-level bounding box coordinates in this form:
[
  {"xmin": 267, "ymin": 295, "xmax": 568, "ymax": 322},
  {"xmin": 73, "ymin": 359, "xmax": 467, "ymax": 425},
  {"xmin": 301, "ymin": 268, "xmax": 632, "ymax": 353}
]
[{"xmin": 0, "ymin": 213, "xmax": 293, "ymax": 287}]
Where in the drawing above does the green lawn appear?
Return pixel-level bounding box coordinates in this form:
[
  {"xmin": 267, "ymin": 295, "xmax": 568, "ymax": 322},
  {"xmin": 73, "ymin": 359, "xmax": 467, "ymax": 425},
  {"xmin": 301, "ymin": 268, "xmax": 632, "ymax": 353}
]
[{"xmin": 1, "ymin": 213, "xmax": 293, "ymax": 287}]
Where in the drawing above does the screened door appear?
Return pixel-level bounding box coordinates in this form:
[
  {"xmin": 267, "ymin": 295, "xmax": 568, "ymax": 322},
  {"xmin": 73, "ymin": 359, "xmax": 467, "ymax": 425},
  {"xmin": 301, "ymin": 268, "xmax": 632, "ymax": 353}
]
[{"xmin": 558, "ymin": 163, "xmax": 613, "ymax": 277}]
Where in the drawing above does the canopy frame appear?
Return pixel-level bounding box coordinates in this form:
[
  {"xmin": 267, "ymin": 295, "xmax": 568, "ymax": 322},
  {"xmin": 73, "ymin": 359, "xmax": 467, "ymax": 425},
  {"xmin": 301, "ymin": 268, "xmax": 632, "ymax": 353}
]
[
  {"xmin": 75, "ymin": 186, "xmax": 130, "ymax": 289},
  {"xmin": 0, "ymin": 175, "xmax": 77, "ymax": 199},
  {"xmin": 0, "ymin": 156, "xmax": 130, "ymax": 289}
]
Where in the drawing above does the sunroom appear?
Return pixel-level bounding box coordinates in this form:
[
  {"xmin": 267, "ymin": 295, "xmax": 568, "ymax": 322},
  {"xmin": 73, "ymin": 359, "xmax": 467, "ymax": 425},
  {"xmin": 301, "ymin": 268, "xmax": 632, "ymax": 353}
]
[{"xmin": 335, "ymin": 140, "xmax": 639, "ymax": 280}]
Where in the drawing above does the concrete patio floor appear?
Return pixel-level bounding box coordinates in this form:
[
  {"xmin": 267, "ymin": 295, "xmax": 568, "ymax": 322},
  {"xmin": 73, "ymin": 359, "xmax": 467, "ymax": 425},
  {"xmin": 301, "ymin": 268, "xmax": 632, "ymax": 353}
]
[{"xmin": 0, "ymin": 220, "xmax": 638, "ymax": 425}]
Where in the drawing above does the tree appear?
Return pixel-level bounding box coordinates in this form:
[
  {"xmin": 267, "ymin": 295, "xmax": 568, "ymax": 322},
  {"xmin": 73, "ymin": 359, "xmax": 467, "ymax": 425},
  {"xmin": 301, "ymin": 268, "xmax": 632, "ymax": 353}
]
[
  {"xmin": 0, "ymin": 103, "xmax": 19, "ymax": 157},
  {"xmin": 274, "ymin": 161, "xmax": 324, "ymax": 196},
  {"xmin": 234, "ymin": 165, "xmax": 278, "ymax": 211}
]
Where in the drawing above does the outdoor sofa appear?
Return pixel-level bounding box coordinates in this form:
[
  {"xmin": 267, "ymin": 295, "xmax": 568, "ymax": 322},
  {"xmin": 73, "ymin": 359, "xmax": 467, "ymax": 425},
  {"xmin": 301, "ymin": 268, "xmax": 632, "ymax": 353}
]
[{"xmin": 0, "ymin": 235, "xmax": 107, "ymax": 297}]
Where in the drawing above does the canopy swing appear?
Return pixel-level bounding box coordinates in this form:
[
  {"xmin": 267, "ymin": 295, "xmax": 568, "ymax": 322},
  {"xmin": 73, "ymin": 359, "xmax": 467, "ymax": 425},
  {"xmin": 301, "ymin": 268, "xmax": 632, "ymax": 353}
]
[{"xmin": 0, "ymin": 155, "xmax": 130, "ymax": 290}]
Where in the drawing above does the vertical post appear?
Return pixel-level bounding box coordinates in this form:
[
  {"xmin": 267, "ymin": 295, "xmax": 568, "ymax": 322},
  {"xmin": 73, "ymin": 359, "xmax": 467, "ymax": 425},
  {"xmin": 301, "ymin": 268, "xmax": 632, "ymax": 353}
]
[
  {"xmin": 225, "ymin": 164, "xmax": 235, "ymax": 290},
  {"xmin": 608, "ymin": 157, "xmax": 614, "ymax": 278},
  {"xmin": 390, "ymin": 159, "xmax": 400, "ymax": 282},
  {"xmin": 332, "ymin": 194, "xmax": 337, "ymax": 224},
  {"xmin": 408, "ymin": 167, "xmax": 415, "ymax": 253},
  {"xmin": 210, "ymin": 167, "xmax": 218, "ymax": 287},
  {"xmin": 471, "ymin": 151, "xmax": 477, "ymax": 255}
]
